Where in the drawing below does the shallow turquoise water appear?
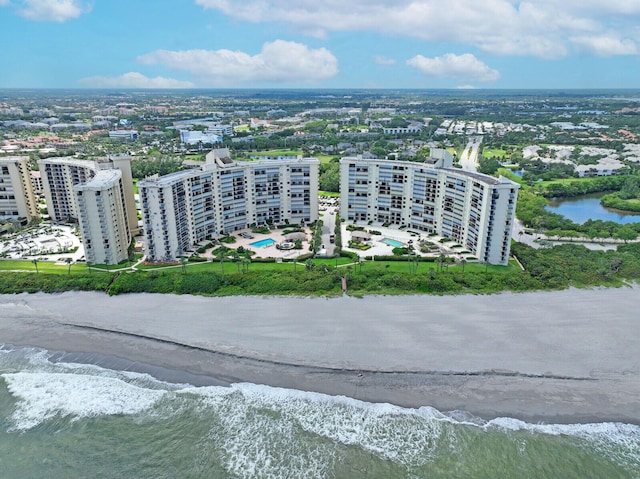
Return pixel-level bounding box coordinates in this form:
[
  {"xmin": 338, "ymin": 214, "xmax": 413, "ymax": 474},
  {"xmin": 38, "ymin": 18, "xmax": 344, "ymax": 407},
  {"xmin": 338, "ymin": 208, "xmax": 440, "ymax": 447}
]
[
  {"xmin": 381, "ymin": 238, "xmax": 404, "ymax": 247},
  {"xmin": 250, "ymin": 238, "xmax": 276, "ymax": 248},
  {"xmin": 1, "ymin": 346, "xmax": 639, "ymax": 478}
]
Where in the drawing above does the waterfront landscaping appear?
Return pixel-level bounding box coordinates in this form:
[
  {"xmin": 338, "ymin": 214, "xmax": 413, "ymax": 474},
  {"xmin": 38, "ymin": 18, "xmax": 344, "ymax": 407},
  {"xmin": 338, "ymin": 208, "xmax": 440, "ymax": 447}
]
[{"xmin": 0, "ymin": 240, "xmax": 638, "ymax": 296}]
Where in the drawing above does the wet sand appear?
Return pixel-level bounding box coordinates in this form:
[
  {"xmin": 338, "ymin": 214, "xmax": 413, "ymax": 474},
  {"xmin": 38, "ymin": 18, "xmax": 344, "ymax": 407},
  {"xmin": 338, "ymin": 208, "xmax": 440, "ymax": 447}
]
[{"xmin": 1, "ymin": 287, "xmax": 639, "ymax": 424}]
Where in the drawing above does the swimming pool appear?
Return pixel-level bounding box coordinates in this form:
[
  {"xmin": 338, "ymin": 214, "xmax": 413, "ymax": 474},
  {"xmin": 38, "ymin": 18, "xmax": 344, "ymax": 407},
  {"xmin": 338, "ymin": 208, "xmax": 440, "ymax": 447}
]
[
  {"xmin": 381, "ymin": 238, "xmax": 403, "ymax": 247},
  {"xmin": 250, "ymin": 238, "xmax": 276, "ymax": 248}
]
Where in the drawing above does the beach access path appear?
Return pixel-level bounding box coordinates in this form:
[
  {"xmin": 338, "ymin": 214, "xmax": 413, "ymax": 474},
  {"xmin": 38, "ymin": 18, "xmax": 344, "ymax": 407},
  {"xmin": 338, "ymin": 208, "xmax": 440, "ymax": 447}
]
[{"xmin": 1, "ymin": 287, "xmax": 639, "ymax": 424}]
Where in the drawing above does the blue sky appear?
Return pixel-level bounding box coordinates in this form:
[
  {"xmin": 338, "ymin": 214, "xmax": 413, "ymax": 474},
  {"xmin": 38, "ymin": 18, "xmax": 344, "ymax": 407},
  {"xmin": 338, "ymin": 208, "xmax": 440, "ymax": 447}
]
[{"xmin": 1, "ymin": 0, "xmax": 639, "ymax": 89}]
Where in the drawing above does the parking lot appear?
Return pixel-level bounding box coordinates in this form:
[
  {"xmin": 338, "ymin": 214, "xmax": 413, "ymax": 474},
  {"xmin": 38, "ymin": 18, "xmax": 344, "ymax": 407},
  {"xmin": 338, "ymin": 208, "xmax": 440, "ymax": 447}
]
[{"xmin": 0, "ymin": 223, "xmax": 84, "ymax": 262}]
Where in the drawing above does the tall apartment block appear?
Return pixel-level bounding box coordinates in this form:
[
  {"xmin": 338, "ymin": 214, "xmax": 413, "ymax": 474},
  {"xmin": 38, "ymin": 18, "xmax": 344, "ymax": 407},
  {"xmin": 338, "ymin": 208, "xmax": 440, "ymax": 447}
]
[
  {"xmin": 140, "ymin": 150, "xmax": 319, "ymax": 262},
  {"xmin": 74, "ymin": 170, "xmax": 131, "ymax": 265},
  {"xmin": 340, "ymin": 150, "xmax": 520, "ymax": 265},
  {"xmin": 0, "ymin": 156, "xmax": 39, "ymax": 222},
  {"xmin": 38, "ymin": 156, "xmax": 137, "ymax": 265}
]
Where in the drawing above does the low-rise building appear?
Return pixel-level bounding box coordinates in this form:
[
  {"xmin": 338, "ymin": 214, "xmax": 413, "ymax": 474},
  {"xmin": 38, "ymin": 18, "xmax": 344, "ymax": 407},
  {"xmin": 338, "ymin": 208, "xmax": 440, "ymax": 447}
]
[{"xmin": 109, "ymin": 130, "xmax": 138, "ymax": 140}]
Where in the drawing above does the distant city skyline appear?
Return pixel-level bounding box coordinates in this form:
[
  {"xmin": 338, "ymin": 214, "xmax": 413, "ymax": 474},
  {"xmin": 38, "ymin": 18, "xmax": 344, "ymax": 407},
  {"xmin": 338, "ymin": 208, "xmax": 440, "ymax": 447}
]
[{"xmin": 1, "ymin": 0, "xmax": 640, "ymax": 90}]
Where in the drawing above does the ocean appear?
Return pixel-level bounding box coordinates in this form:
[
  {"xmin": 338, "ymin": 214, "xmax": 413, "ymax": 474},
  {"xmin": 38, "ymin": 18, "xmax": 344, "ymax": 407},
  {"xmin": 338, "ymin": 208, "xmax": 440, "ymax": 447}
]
[{"xmin": 1, "ymin": 346, "xmax": 639, "ymax": 479}]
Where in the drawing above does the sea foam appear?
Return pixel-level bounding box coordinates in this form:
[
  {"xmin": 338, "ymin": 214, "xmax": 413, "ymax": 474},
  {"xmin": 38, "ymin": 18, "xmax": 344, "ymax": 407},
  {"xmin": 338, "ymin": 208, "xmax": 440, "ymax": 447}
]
[
  {"xmin": 3, "ymin": 372, "xmax": 167, "ymax": 430},
  {"xmin": 192, "ymin": 383, "xmax": 455, "ymax": 470}
]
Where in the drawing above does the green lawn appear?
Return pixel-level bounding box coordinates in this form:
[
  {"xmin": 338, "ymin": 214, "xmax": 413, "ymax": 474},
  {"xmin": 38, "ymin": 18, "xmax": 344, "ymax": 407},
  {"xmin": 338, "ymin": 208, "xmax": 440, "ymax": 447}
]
[
  {"xmin": 251, "ymin": 150, "xmax": 335, "ymax": 164},
  {"xmin": 253, "ymin": 149, "xmax": 303, "ymax": 156},
  {"xmin": 0, "ymin": 260, "xmax": 91, "ymax": 274},
  {"xmin": 0, "ymin": 255, "xmax": 516, "ymax": 278},
  {"xmin": 496, "ymin": 168, "xmax": 525, "ymax": 185},
  {"xmin": 483, "ymin": 148, "xmax": 506, "ymax": 158},
  {"xmin": 316, "ymin": 154, "xmax": 335, "ymax": 164}
]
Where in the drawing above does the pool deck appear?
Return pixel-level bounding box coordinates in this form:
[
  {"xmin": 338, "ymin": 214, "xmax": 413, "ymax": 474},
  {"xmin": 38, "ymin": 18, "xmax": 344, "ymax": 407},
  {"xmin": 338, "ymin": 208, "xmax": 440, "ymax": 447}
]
[
  {"xmin": 343, "ymin": 224, "xmax": 468, "ymax": 260},
  {"xmin": 201, "ymin": 228, "xmax": 310, "ymax": 260},
  {"xmin": 196, "ymin": 223, "xmax": 470, "ymax": 262}
]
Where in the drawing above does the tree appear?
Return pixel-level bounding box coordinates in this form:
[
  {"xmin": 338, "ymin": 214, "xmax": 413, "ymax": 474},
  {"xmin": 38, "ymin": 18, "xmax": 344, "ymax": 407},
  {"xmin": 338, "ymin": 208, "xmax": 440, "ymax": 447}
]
[
  {"xmin": 242, "ymin": 258, "xmax": 251, "ymax": 273},
  {"xmin": 180, "ymin": 256, "xmax": 187, "ymax": 274},
  {"xmin": 32, "ymin": 258, "xmax": 39, "ymax": 274},
  {"xmin": 615, "ymin": 226, "xmax": 637, "ymax": 243},
  {"xmin": 461, "ymin": 258, "xmax": 467, "ymax": 273},
  {"xmin": 219, "ymin": 256, "xmax": 225, "ymax": 275},
  {"xmin": 305, "ymin": 258, "xmax": 315, "ymax": 271},
  {"xmin": 65, "ymin": 257, "xmax": 73, "ymax": 275},
  {"xmin": 478, "ymin": 157, "xmax": 501, "ymax": 175}
]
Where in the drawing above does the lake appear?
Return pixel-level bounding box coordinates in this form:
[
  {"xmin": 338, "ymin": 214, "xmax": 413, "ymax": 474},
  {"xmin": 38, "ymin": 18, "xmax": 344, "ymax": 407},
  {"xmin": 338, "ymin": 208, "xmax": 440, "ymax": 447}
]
[{"xmin": 545, "ymin": 192, "xmax": 640, "ymax": 224}]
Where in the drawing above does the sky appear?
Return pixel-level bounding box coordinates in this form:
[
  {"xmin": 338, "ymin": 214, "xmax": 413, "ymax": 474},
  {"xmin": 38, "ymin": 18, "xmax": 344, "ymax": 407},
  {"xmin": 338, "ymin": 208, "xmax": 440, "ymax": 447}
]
[{"xmin": 1, "ymin": 0, "xmax": 640, "ymax": 89}]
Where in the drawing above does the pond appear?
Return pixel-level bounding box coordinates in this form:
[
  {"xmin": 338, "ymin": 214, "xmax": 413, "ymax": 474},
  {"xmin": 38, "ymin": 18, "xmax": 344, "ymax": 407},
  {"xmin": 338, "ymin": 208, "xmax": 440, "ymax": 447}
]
[{"xmin": 545, "ymin": 192, "xmax": 640, "ymax": 224}]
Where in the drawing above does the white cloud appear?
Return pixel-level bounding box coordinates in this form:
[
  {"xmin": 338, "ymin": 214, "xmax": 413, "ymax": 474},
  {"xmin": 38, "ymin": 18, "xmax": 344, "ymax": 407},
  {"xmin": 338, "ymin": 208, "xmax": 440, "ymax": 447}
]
[
  {"xmin": 137, "ymin": 40, "xmax": 339, "ymax": 85},
  {"xmin": 375, "ymin": 56, "xmax": 396, "ymax": 65},
  {"xmin": 0, "ymin": 0, "xmax": 10, "ymax": 6},
  {"xmin": 78, "ymin": 72, "xmax": 195, "ymax": 89},
  {"xmin": 571, "ymin": 35, "xmax": 638, "ymax": 56},
  {"xmin": 16, "ymin": 0, "xmax": 89, "ymax": 22},
  {"xmin": 407, "ymin": 53, "xmax": 500, "ymax": 82},
  {"xmin": 194, "ymin": 0, "xmax": 640, "ymax": 58}
]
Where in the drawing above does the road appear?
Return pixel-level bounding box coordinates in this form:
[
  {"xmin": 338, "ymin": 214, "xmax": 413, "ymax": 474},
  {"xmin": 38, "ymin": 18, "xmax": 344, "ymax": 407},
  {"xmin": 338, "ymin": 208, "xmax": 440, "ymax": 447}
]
[
  {"xmin": 318, "ymin": 199, "xmax": 338, "ymax": 256},
  {"xmin": 459, "ymin": 136, "xmax": 482, "ymax": 172}
]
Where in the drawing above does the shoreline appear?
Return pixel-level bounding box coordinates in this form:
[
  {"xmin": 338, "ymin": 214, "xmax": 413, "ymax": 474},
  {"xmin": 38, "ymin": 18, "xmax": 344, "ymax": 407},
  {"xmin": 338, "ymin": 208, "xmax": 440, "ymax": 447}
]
[{"xmin": 2, "ymin": 287, "xmax": 640, "ymax": 425}]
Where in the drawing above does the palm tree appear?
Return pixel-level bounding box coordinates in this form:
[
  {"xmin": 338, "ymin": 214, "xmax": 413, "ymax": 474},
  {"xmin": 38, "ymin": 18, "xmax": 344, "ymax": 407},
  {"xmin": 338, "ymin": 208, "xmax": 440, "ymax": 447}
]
[
  {"xmin": 180, "ymin": 256, "xmax": 187, "ymax": 274},
  {"xmin": 31, "ymin": 258, "xmax": 39, "ymax": 274},
  {"xmin": 438, "ymin": 253, "xmax": 446, "ymax": 273},
  {"xmin": 86, "ymin": 261, "xmax": 92, "ymax": 274},
  {"xmin": 428, "ymin": 267, "xmax": 436, "ymax": 280},
  {"xmin": 219, "ymin": 256, "xmax": 225, "ymax": 275},
  {"xmin": 461, "ymin": 258, "xmax": 467, "ymax": 273},
  {"xmin": 305, "ymin": 258, "xmax": 315, "ymax": 271},
  {"xmin": 65, "ymin": 257, "xmax": 73, "ymax": 275}
]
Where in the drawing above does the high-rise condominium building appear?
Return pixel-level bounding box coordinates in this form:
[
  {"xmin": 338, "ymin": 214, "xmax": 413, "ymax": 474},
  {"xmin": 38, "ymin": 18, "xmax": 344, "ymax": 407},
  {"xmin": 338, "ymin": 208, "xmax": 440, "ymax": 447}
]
[
  {"xmin": 0, "ymin": 156, "xmax": 39, "ymax": 222},
  {"xmin": 38, "ymin": 156, "xmax": 137, "ymax": 265},
  {"xmin": 140, "ymin": 150, "xmax": 319, "ymax": 262},
  {"xmin": 340, "ymin": 150, "xmax": 520, "ymax": 265},
  {"xmin": 74, "ymin": 169, "xmax": 131, "ymax": 265}
]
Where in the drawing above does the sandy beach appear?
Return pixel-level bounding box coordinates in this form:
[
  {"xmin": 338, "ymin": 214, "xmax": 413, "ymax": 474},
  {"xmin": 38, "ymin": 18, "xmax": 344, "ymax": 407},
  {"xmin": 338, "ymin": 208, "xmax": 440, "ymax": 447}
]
[{"xmin": 1, "ymin": 287, "xmax": 639, "ymax": 424}]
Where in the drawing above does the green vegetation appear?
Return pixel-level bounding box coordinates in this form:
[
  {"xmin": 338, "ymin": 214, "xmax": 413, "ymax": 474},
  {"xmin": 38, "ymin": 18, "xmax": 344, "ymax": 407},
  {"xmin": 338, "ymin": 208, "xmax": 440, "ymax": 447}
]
[
  {"xmin": 482, "ymin": 148, "xmax": 506, "ymax": 159},
  {"xmin": 533, "ymin": 175, "xmax": 630, "ymax": 199},
  {"xmin": 600, "ymin": 177, "xmax": 640, "ymax": 212},
  {"xmin": 478, "ymin": 156, "xmax": 502, "ymax": 175},
  {"xmin": 1, "ymin": 241, "xmax": 639, "ymax": 297},
  {"xmin": 131, "ymin": 157, "xmax": 183, "ymax": 179},
  {"xmin": 319, "ymin": 159, "xmax": 340, "ymax": 192}
]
